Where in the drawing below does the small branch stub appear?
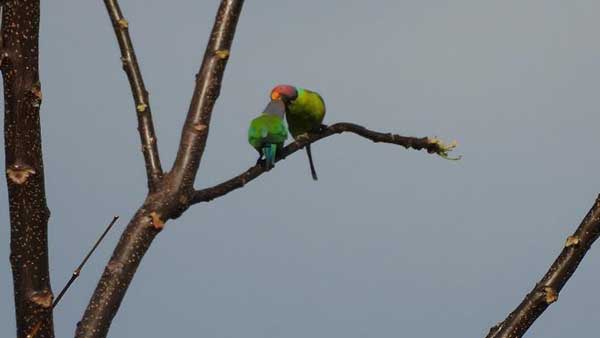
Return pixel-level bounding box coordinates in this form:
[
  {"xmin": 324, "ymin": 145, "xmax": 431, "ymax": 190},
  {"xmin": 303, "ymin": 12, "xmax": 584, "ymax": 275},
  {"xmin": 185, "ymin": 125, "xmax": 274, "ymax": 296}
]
[
  {"xmin": 149, "ymin": 211, "xmax": 164, "ymax": 230},
  {"xmin": 7, "ymin": 163, "xmax": 36, "ymax": 184},
  {"xmin": 565, "ymin": 235, "xmax": 580, "ymax": 248},
  {"xmin": 31, "ymin": 81, "xmax": 42, "ymax": 107},
  {"xmin": 543, "ymin": 286, "xmax": 558, "ymax": 304},
  {"xmin": 193, "ymin": 122, "xmax": 208, "ymax": 133},
  {"xmin": 117, "ymin": 18, "xmax": 128, "ymax": 29},
  {"xmin": 215, "ymin": 49, "xmax": 230, "ymax": 59},
  {"xmin": 136, "ymin": 103, "xmax": 147, "ymax": 113},
  {"xmin": 30, "ymin": 290, "xmax": 53, "ymax": 309}
]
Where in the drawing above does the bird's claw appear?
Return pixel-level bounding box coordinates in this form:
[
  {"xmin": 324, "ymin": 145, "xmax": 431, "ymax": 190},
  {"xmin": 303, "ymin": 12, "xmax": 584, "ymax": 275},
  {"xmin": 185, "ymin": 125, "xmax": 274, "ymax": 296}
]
[
  {"xmin": 256, "ymin": 158, "xmax": 274, "ymax": 171},
  {"xmin": 296, "ymin": 133, "xmax": 311, "ymax": 141}
]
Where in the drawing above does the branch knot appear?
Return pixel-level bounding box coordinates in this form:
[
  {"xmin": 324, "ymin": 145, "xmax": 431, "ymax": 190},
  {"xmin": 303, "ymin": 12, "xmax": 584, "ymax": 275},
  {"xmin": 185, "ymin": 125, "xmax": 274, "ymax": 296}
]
[{"xmin": 7, "ymin": 163, "xmax": 36, "ymax": 184}]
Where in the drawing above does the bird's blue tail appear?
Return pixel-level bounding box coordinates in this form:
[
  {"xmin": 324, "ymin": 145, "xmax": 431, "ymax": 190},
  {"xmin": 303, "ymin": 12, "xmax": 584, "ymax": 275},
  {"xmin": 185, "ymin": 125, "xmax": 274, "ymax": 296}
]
[{"xmin": 262, "ymin": 144, "xmax": 277, "ymax": 169}]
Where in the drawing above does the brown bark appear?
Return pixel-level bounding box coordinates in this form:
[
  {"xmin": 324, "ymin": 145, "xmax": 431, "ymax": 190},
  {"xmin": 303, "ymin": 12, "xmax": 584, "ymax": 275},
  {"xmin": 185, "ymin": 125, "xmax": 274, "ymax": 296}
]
[
  {"xmin": 169, "ymin": 0, "xmax": 245, "ymax": 191},
  {"xmin": 485, "ymin": 195, "xmax": 600, "ymax": 338},
  {"xmin": 102, "ymin": 0, "xmax": 163, "ymax": 191},
  {"xmin": 1, "ymin": 1, "xmax": 54, "ymax": 337},
  {"xmin": 192, "ymin": 122, "xmax": 453, "ymax": 204},
  {"xmin": 73, "ymin": 1, "xmax": 464, "ymax": 336},
  {"xmin": 74, "ymin": 1, "xmax": 245, "ymax": 337},
  {"xmin": 5, "ymin": 1, "xmax": 596, "ymax": 338}
]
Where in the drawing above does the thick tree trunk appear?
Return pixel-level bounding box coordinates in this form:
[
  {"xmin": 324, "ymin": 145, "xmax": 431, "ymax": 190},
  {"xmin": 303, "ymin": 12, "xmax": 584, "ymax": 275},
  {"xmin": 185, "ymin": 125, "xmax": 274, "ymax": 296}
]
[{"xmin": 1, "ymin": 1, "xmax": 54, "ymax": 337}]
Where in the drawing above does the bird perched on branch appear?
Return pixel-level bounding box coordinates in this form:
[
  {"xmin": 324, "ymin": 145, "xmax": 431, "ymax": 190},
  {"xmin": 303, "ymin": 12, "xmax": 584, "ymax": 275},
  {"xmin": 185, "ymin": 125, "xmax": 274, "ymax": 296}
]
[
  {"xmin": 248, "ymin": 99, "xmax": 288, "ymax": 170},
  {"xmin": 270, "ymin": 84, "xmax": 326, "ymax": 180}
]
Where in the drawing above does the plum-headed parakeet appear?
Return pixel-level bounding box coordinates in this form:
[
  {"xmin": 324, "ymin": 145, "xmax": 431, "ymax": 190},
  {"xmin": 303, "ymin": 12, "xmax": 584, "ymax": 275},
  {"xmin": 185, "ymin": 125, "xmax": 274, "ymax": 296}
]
[
  {"xmin": 270, "ymin": 84, "xmax": 326, "ymax": 180},
  {"xmin": 248, "ymin": 99, "xmax": 288, "ymax": 169}
]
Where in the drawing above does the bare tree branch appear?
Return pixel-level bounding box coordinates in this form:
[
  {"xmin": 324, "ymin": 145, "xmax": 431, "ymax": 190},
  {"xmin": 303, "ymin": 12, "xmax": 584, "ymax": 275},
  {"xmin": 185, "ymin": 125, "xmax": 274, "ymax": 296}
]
[
  {"xmin": 1, "ymin": 1, "xmax": 55, "ymax": 337},
  {"xmin": 103, "ymin": 0, "xmax": 163, "ymax": 191},
  {"xmin": 10, "ymin": 0, "xmax": 595, "ymax": 337},
  {"xmin": 75, "ymin": 1, "xmax": 461, "ymax": 337},
  {"xmin": 75, "ymin": 1, "xmax": 245, "ymax": 337},
  {"xmin": 74, "ymin": 210, "xmax": 154, "ymax": 338},
  {"xmin": 169, "ymin": 0, "xmax": 244, "ymax": 190},
  {"xmin": 192, "ymin": 122, "xmax": 455, "ymax": 204},
  {"xmin": 485, "ymin": 195, "xmax": 600, "ymax": 338}
]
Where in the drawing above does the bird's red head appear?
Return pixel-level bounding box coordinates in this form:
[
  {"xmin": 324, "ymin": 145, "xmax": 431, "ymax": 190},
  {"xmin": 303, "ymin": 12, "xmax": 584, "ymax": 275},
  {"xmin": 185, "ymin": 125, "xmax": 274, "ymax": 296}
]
[{"xmin": 270, "ymin": 85, "xmax": 298, "ymax": 102}]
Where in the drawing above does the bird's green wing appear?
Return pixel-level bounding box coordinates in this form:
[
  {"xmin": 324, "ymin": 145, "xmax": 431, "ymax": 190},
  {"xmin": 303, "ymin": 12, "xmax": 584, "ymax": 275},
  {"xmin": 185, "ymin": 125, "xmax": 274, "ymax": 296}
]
[
  {"xmin": 286, "ymin": 88, "xmax": 326, "ymax": 137},
  {"xmin": 248, "ymin": 114, "xmax": 287, "ymax": 150},
  {"xmin": 248, "ymin": 116, "xmax": 267, "ymax": 150},
  {"xmin": 265, "ymin": 115, "xmax": 288, "ymax": 146}
]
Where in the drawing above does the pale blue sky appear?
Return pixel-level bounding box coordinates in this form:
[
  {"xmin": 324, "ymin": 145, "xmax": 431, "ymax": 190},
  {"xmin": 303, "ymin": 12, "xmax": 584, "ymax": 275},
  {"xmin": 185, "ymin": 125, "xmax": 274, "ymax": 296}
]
[{"xmin": 2, "ymin": 1, "xmax": 600, "ymax": 337}]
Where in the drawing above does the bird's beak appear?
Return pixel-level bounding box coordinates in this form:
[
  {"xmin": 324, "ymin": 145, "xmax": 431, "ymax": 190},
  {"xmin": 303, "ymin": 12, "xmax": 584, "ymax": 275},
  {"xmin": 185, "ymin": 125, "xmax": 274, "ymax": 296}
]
[{"xmin": 271, "ymin": 91, "xmax": 281, "ymax": 100}]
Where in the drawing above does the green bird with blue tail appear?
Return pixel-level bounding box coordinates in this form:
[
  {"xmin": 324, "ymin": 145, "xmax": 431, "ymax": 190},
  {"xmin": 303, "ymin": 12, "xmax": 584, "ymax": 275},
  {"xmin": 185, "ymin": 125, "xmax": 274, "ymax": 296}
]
[
  {"xmin": 270, "ymin": 84, "xmax": 326, "ymax": 180},
  {"xmin": 248, "ymin": 99, "xmax": 288, "ymax": 170}
]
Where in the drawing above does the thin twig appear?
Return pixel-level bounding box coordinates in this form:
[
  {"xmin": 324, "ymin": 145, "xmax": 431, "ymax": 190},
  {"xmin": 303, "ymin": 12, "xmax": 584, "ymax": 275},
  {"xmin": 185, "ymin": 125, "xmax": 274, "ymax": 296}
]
[
  {"xmin": 103, "ymin": 0, "xmax": 163, "ymax": 191},
  {"xmin": 52, "ymin": 216, "xmax": 119, "ymax": 307},
  {"xmin": 27, "ymin": 217, "xmax": 119, "ymax": 338},
  {"xmin": 192, "ymin": 122, "xmax": 457, "ymax": 204},
  {"xmin": 485, "ymin": 195, "xmax": 600, "ymax": 338},
  {"xmin": 169, "ymin": 0, "xmax": 245, "ymax": 189}
]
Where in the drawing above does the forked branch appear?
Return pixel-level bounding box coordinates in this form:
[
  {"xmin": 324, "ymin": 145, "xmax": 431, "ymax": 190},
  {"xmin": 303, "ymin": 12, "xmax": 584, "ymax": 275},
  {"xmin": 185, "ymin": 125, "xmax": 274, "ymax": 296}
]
[
  {"xmin": 192, "ymin": 122, "xmax": 457, "ymax": 204},
  {"xmin": 76, "ymin": 1, "xmax": 463, "ymax": 337},
  {"xmin": 485, "ymin": 195, "xmax": 600, "ymax": 338},
  {"xmin": 103, "ymin": 0, "xmax": 163, "ymax": 190},
  {"xmin": 75, "ymin": 1, "xmax": 245, "ymax": 337}
]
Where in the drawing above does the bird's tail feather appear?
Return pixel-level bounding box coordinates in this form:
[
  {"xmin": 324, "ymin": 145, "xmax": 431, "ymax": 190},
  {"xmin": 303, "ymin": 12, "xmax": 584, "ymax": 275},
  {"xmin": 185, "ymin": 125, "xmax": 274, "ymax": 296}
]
[
  {"xmin": 305, "ymin": 144, "xmax": 318, "ymax": 181},
  {"xmin": 262, "ymin": 144, "xmax": 277, "ymax": 169}
]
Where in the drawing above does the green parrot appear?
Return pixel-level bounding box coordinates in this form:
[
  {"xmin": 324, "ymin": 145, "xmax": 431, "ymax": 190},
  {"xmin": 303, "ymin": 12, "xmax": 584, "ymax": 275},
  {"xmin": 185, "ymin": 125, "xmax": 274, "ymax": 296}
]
[
  {"xmin": 270, "ymin": 84, "xmax": 326, "ymax": 180},
  {"xmin": 248, "ymin": 99, "xmax": 288, "ymax": 169}
]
